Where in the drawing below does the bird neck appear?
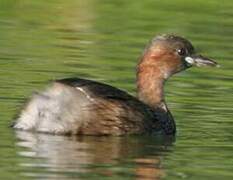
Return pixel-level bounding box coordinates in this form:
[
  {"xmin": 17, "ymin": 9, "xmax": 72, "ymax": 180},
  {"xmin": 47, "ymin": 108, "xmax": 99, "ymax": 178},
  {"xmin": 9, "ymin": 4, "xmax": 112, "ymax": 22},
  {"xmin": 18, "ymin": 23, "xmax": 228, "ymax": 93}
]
[
  {"xmin": 136, "ymin": 64, "xmax": 176, "ymax": 134},
  {"xmin": 137, "ymin": 63, "xmax": 167, "ymax": 111},
  {"xmin": 136, "ymin": 45, "xmax": 174, "ymax": 110}
]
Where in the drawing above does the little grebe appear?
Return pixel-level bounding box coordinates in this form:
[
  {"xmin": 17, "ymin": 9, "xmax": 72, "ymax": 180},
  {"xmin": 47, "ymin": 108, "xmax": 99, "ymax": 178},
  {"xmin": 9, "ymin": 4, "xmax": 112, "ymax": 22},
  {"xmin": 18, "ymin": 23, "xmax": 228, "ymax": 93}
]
[{"xmin": 12, "ymin": 34, "xmax": 218, "ymax": 135}]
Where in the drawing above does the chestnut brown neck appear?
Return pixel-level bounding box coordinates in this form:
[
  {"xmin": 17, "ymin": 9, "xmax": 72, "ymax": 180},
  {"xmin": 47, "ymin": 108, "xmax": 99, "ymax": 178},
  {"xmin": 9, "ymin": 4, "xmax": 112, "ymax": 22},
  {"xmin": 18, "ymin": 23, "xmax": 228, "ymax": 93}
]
[{"xmin": 136, "ymin": 49, "xmax": 168, "ymax": 111}]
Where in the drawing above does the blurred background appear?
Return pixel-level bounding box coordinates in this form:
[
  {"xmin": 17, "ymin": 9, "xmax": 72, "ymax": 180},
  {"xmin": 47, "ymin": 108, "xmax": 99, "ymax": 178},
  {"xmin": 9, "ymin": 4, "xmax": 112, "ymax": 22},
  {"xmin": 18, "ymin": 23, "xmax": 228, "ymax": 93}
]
[{"xmin": 0, "ymin": 0, "xmax": 232, "ymax": 179}]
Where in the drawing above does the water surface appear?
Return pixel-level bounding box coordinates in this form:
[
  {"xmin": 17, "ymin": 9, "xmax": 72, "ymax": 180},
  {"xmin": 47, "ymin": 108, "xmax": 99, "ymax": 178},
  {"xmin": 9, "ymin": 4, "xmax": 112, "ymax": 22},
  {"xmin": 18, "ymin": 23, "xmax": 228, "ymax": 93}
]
[{"xmin": 0, "ymin": 0, "xmax": 233, "ymax": 179}]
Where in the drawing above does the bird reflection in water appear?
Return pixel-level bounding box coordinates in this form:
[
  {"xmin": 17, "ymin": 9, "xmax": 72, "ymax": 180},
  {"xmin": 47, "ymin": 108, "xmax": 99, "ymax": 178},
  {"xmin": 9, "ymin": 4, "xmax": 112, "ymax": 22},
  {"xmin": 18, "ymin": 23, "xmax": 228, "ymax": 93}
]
[{"xmin": 15, "ymin": 131, "xmax": 174, "ymax": 179}]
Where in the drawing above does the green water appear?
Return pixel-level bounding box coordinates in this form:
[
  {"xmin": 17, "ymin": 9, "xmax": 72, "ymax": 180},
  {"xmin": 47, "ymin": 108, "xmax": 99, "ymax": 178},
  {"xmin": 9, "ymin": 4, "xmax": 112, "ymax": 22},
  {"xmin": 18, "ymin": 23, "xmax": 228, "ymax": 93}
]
[{"xmin": 0, "ymin": 0, "xmax": 233, "ymax": 179}]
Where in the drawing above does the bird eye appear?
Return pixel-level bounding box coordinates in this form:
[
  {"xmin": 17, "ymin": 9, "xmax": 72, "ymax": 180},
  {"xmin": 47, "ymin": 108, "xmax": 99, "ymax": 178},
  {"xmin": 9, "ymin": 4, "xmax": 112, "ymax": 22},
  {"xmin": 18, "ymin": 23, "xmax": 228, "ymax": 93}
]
[{"xmin": 177, "ymin": 48, "xmax": 186, "ymax": 56}]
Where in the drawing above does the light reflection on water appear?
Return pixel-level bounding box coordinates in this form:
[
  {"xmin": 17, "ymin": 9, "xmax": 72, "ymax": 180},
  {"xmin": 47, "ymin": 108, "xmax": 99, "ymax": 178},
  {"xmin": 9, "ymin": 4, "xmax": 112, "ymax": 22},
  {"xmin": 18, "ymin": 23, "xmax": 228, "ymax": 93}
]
[{"xmin": 0, "ymin": 0, "xmax": 233, "ymax": 179}]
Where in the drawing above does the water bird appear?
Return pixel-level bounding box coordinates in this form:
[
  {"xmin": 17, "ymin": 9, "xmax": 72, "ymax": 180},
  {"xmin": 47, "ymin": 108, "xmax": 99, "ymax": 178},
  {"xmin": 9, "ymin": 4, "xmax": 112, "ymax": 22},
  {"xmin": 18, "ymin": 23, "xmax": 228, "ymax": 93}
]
[{"xmin": 12, "ymin": 34, "xmax": 218, "ymax": 135}]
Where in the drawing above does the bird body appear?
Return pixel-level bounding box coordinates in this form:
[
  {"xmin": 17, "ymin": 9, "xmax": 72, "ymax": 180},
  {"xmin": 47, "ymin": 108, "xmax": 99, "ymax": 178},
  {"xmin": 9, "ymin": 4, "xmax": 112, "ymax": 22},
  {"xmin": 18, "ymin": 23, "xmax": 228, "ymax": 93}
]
[{"xmin": 13, "ymin": 34, "xmax": 218, "ymax": 135}]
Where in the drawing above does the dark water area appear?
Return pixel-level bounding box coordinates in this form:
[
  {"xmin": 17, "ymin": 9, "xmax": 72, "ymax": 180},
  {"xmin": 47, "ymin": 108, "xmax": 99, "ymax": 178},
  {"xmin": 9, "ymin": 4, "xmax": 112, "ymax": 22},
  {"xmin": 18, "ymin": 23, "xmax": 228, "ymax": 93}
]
[{"xmin": 0, "ymin": 0, "xmax": 233, "ymax": 179}]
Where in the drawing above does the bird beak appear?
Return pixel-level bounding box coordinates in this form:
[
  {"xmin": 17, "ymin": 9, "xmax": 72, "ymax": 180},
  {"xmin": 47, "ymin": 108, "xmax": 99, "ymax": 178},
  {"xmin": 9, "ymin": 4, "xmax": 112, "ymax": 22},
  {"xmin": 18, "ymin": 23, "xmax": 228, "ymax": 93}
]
[{"xmin": 185, "ymin": 55, "xmax": 219, "ymax": 67}]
